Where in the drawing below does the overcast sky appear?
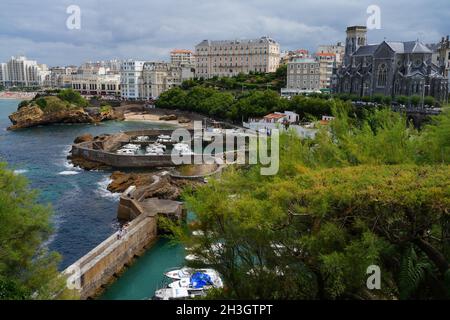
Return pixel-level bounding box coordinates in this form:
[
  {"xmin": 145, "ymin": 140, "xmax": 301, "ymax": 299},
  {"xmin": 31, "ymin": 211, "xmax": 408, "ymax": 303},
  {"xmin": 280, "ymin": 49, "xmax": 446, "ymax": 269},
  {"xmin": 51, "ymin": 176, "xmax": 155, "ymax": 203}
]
[{"xmin": 0, "ymin": 0, "xmax": 448, "ymax": 66}]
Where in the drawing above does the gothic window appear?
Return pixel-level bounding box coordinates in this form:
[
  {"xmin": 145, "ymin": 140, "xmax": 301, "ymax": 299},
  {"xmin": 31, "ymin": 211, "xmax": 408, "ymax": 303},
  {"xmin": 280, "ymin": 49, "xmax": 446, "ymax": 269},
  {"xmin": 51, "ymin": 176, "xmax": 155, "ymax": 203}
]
[{"xmin": 377, "ymin": 63, "xmax": 387, "ymax": 87}]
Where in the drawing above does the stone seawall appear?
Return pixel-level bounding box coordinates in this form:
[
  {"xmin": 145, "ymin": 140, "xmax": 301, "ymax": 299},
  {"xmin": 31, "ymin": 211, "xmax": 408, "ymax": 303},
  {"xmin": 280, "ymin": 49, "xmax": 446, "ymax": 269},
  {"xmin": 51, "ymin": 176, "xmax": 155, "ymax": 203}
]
[{"xmin": 64, "ymin": 212, "xmax": 158, "ymax": 299}]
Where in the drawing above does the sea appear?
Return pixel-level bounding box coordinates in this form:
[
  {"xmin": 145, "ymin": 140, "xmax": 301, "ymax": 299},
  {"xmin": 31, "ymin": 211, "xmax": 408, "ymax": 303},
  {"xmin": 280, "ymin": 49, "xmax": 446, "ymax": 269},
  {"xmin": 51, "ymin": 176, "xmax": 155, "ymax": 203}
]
[{"xmin": 0, "ymin": 99, "xmax": 185, "ymax": 299}]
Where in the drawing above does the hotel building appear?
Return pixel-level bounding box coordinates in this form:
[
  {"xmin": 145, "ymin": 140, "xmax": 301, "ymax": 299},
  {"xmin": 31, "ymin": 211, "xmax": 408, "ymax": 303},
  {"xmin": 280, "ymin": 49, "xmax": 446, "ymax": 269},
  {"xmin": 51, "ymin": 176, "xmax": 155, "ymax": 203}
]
[
  {"xmin": 195, "ymin": 36, "xmax": 280, "ymax": 78},
  {"xmin": 170, "ymin": 50, "xmax": 195, "ymax": 66},
  {"xmin": 120, "ymin": 60, "xmax": 145, "ymax": 100},
  {"xmin": 282, "ymin": 58, "xmax": 320, "ymax": 96},
  {"xmin": 1, "ymin": 56, "xmax": 49, "ymax": 87},
  {"xmin": 71, "ymin": 73, "xmax": 121, "ymax": 97}
]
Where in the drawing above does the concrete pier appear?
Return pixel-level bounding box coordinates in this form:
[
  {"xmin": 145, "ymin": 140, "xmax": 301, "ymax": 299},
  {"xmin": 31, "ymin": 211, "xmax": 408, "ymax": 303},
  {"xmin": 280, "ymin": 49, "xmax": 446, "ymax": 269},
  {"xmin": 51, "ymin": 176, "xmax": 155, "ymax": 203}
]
[{"xmin": 63, "ymin": 177, "xmax": 184, "ymax": 300}]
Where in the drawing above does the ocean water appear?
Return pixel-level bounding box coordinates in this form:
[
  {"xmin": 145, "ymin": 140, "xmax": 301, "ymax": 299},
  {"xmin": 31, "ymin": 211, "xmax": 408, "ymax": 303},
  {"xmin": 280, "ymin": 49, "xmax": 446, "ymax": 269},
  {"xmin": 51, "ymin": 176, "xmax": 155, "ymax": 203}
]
[{"xmin": 0, "ymin": 99, "xmax": 176, "ymax": 269}]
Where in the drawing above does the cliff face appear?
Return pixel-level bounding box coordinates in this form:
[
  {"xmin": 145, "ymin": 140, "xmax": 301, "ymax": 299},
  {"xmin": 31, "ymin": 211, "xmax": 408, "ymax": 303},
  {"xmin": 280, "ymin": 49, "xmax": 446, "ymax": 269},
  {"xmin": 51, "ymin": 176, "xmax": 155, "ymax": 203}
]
[{"xmin": 8, "ymin": 105, "xmax": 122, "ymax": 130}]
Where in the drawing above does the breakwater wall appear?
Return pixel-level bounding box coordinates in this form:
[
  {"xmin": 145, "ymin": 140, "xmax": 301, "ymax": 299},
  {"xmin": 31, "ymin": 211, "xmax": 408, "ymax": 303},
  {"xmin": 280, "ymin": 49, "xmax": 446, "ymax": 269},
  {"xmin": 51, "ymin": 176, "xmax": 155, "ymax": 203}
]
[
  {"xmin": 63, "ymin": 176, "xmax": 184, "ymax": 299},
  {"xmin": 64, "ymin": 211, "xmax": 158, "ymax": 299}
]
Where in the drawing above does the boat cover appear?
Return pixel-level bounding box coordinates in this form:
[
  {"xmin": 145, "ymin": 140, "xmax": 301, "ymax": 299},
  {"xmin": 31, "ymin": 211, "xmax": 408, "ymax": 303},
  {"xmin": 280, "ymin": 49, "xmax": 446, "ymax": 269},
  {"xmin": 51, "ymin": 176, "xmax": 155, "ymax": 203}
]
[{"xmin": 190, "ymin": 272, "xmax": 213, "ymax": 289}]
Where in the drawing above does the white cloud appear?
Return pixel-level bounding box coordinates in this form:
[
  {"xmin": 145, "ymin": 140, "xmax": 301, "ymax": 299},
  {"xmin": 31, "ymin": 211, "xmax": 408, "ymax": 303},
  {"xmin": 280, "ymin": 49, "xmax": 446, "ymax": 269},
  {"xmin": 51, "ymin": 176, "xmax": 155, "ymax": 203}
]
[{"xmin": 0, "ymin": 0, "xmax": 448, "ymax": 66}]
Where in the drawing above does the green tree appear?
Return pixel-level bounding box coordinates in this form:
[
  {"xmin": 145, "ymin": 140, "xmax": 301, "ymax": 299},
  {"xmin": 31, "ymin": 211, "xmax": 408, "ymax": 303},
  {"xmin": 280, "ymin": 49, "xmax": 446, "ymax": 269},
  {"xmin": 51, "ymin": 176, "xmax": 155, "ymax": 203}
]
[
  {"xmin": 0, "ymin": 163, "xmax": 74, "ymax": 299},
  {"xmin": 57, "ymin": 89, "xmax": 88, "ymax": 108},
  {"xmin": 164, "ymin": 107, "xmax": 450, "ymax": 300}
]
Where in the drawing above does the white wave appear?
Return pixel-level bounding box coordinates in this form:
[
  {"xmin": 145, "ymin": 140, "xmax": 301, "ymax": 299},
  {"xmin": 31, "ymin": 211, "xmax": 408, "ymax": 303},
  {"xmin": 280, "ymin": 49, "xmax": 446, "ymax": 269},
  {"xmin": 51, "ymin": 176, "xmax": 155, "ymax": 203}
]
[
  {"xmin": 13, "ymin": 169, "xmax": 28, "ymax": 175},
  {"xmin": 58, "ymin": 171, "xmax": 81, "ymax": 176},
  {"xmin": 96, "ymin": 176, "xmax": 121, "ymax": 201}
]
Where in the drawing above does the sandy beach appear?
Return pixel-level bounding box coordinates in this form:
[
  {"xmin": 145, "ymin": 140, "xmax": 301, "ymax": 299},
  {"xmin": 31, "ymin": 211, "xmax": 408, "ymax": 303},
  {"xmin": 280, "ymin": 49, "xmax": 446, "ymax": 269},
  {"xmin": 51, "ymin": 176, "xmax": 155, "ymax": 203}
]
[
  {"xmin": 123, "ymin": 112, "xmax": 193, "ymax": 128},
  {"xmin": 0, "ymin": 91, "xmax": 36, "ymax": 100}
]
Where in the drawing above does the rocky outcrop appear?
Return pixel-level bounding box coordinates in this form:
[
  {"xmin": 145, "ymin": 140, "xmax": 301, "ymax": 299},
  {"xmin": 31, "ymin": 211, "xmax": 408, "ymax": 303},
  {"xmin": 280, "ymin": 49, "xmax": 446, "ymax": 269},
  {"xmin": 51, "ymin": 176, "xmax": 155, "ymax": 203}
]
[
  {"xmin": 8, "ymin": 104, "xmax": 123, "ymax": 131},
  {"xmin": 74, "ymin": 134, "xmax": 94, "ymax": 144},
  {"xmin": 107, "ymin": 171, "xmax": 202, "ymax": 201},
  {"xmin": 159, "ymin": 114, "xmax": 177, "ymax": 121},
  {"xmin": 108, "ymin": 171, "xmax": 155, "ymax": 193},
  {"xmin": 178, "ymin": 117, "xmax": 191, "ymax": 124},
  {"xmin": 8, "ymin": 105, "xmax": 94, "ymax": 130},
  {"xmin": 68, "ymin": 155, "xmax": 112, "ymax": 171}
]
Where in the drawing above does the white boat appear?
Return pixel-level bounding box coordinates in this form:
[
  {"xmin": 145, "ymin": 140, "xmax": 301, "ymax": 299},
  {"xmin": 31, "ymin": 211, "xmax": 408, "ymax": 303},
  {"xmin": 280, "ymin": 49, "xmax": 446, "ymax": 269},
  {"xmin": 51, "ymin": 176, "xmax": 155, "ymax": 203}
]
[
  {"xmin": 164, "ymin": 267, "xmax": 194, "ymax": 280},
  {"xmin": 164, "ymin": 267, "xmax": 217, "ymax": 280},
  {"xmin": 168, "ymin": 269, "xmax": 224, "ymax": 291},
  {"xmin": 157, "ymin": 135, "xmax": 172, "ymax": 143},
  {"xmin": 117, "ymin": 149, "xmax": 136, "ymax": 155},
  {"xmin": 122, "ymin": 143, "xmax": 140, "ymax": 150},
  {"xmin": 153, "ymin": 287, "xmax": 190, "ymax": 300},
  {"xmin": 135, "ymin": 136, "xmax": 149, "ymax": 142}
]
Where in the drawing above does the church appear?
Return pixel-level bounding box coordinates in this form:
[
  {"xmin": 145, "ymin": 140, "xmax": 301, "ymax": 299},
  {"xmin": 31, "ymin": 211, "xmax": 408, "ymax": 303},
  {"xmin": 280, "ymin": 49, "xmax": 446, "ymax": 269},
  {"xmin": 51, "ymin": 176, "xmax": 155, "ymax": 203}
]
[{"xmin": 334, "ymin": 26, "xmax": 448, "ymax": 102}]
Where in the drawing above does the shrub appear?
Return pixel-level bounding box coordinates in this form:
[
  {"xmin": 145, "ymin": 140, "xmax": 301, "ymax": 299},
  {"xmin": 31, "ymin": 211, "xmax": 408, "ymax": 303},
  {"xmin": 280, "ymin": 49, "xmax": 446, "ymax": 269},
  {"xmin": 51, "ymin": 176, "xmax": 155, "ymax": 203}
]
[
  {"xmin": 396, "ymin": 95, "xmax": 409, "ymax": 105},
  {"xmin": 382, "ymin": 96, "xmax": 392, "ymax": 106},
  {"xmin": 424, "ymin": 96, "xmax": 435, "ymax": 107},
  {"xmin": 57, "ymin": 89, "xmax": 88, "ymax": 107},
  {"xmin": 372, "ymin": 94, "xmax": 385, "ymax": 104},
  {"xmin": 410, "ymin": 95, "xmax": 421, "ymax": 107}
]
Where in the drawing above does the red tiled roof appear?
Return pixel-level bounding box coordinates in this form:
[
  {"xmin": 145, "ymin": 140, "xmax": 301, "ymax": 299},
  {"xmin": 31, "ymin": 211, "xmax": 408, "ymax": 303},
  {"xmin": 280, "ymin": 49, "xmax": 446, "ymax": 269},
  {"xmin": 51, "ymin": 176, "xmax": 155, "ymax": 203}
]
[
  {"xmin": 264, "ymin": 113, "xmax": 285, "ymax": 120},
  {"xmin": 316, "ymin": 52, "xmax": 336, "ymax": 57},
  {"xmin": 171, "ymin": 49, "xmax": 193, "ymax": 54}
]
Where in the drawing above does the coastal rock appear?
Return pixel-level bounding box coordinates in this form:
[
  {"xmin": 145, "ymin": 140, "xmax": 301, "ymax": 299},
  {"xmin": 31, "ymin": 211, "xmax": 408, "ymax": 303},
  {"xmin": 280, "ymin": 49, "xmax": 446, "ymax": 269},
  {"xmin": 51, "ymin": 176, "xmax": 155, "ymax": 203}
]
[
  {"xmin": 68, "ymin": 155, "xmax": 112, "ymax": 171},
  {"xmin": 74, "ymin": 134, "xmax": 94, "ymax": 144},
  {"xmin": 108, "ymin": 171, "xmax": 155, "ymax": 193},
  {"xmin": 8, "ymin": 105, "xmax": 94, "ymax": 130},
  {"xmin": 178, "ymin": 117, "xmax": 191, "ymax": 124},
  {"xmin": 159, "ymin": 114, "xmax": 177, "ymax": 121},
  {"xmin": 107, "ymin": 171, "xmax": 202, "ymax": 200}
]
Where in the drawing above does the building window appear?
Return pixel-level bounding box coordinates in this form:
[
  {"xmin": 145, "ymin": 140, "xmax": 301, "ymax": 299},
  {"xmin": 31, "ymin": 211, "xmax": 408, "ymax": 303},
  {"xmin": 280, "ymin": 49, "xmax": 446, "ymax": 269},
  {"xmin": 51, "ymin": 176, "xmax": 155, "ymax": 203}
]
[{"xmin": 377, "ymin": 63, "xmax": 387, "ymax": 87}]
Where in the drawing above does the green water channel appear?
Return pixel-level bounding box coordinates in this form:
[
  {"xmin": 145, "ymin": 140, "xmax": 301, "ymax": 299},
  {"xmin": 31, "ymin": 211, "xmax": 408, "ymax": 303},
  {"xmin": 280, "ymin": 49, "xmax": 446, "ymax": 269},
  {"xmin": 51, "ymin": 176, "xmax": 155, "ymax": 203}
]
[{"xmin": 100, "ymin": 238, "xmax": 185, "ymax": 300}]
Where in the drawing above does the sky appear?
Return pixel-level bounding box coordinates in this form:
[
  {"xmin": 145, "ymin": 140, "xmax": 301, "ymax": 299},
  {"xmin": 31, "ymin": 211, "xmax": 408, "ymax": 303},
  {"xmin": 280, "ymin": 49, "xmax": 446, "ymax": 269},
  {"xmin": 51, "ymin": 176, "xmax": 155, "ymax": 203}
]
[{"xmin": 0, "ymin": 0, "xmax": 449, "ymax": 66}]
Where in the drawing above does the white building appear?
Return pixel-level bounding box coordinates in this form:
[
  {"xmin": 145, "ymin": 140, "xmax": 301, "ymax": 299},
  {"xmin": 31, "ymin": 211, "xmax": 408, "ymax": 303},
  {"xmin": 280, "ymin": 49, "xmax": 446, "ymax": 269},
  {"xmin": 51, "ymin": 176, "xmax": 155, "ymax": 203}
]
[
  {"xmin": 170, "ymin": 50, "xmax": 195, "ymax": 66},
  {"xmin": 140, "ymin": 62, "xmax": 195, "ymax": 100},
  {"xmin": 141, "ymin": 62, "xmax": 170, "ymax": 99},
  {"xmin": 3, "ymin": 56, "xmax": 48, "ymax": 87},
  {"xmin": 195, "ymin": 36, "xmax": 280, "ymax": 78},
  {"xmin": 48, "ymin": 66, "xmax": 78, "ymax": 88},
  {"xmin": 71, "ymin": 73, "xmax": 121, "ymax": 97},
  {"xmin": 0, "ymin": 63, "xmax": 8, "ymax": 86},
  {"xmin": 120, "ymin": 60, "xmax": 145, "ymax": 100}
]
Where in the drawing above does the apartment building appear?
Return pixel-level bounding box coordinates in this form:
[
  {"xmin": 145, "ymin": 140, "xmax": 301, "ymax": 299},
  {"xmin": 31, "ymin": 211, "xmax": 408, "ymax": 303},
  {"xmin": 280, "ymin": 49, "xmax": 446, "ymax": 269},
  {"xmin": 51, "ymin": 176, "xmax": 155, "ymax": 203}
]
[
  {"xmin": 316, "ymin": 53, "xmax": 336, "ymax": 90},
  {"xmin": 120, "ymin": 60, "xmax": 145, "ymax": 100},
  {"xmin": 140, "ymin": 62, "xmax": 195, "ymax": 99},
  {"xmin": 0, "ymin": 63, "xmax": 7, "ymax": 86},
  {"xmin": 195, "ymin": 36, "xmax": 280, "ymax": 78},
  {"xmin": 280, "ymin": 49, "xmax": 309, "ymax": 64},
  {"xmin": 170, "ymin": 50, "xmax": 195, "ymax": 66},
  {"xmin": 282, "ymin": 58, "xmax": 320, "ymax": 96},
  {"xmin": 317, "ymin": 42, "xmax": 345, "ymax": 66},
  {"xmin": 141, "ymin": 62, "xmax": 171, "ymax": 99},
  {"xmin": 2, "ymin": 56, "xmax": 49, "ymax": 87}
]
